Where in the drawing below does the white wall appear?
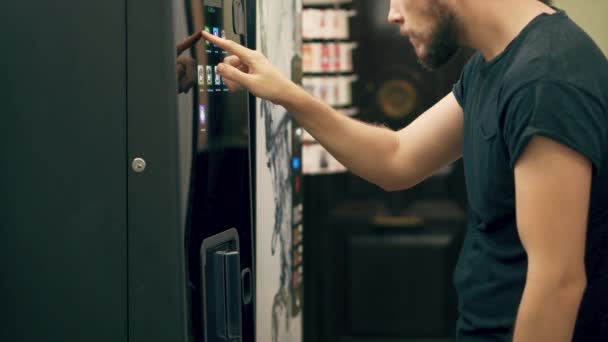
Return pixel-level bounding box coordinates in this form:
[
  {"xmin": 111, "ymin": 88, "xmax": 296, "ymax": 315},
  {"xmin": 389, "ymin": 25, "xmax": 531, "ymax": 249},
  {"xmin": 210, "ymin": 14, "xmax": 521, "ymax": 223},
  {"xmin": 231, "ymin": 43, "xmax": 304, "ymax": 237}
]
[{"xmin": 553, "ymin": 0, "xmax": 608, "ymax": 55}]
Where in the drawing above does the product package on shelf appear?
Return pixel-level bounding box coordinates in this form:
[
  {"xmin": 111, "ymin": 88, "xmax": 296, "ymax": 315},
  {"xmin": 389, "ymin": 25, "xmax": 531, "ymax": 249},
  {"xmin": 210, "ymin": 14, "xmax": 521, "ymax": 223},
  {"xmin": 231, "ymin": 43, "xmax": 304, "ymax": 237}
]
[
  {"xmin": 302, "ymin": 42, "xmax": 356, "ymax": 73},
  {"xmin": 302, "ymin": 75, "xmax": 356, "ymax": 107},
  {"xmin": 302, "ymin": 8, "xmax": 351, "ymax": 40},
  {"xmin": 302, "ymin": 142, "xmax": 347, "ymax": 175}
]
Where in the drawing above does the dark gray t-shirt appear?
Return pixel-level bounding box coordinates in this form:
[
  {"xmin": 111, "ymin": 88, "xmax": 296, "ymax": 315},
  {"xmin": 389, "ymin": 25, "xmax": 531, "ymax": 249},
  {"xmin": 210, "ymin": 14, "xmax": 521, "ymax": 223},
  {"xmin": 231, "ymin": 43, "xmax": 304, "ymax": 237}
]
[{"xmin": 452, "ymin": 10, "xmax": 608, "ymax": 341}]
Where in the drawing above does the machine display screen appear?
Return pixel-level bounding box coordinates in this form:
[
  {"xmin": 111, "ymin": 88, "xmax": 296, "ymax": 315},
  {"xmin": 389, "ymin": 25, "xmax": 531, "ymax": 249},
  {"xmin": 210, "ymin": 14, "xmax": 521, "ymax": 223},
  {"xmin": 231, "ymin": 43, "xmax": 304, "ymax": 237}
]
[
  {"xmin": 196, "ymin": 0, "xmax": 231, "ymax": 149},
  {"xmin": 201, "ymin": 2, "xmax": 229, "ymax": 94}
]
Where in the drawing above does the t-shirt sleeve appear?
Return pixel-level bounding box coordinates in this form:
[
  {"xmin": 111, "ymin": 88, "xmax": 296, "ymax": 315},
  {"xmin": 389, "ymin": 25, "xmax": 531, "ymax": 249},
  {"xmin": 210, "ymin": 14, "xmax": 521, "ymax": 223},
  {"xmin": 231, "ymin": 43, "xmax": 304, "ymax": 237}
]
[
  {"xmin": 452, "ymin": 74, "xmax": 465, "ymax": 108},
  {"xmin": 452, "ymin": 54, "xmax": 478, "ymax": 109},
  {"xmin": 501, "ymin": 80, "xmax": 607, "ymax": 172}
]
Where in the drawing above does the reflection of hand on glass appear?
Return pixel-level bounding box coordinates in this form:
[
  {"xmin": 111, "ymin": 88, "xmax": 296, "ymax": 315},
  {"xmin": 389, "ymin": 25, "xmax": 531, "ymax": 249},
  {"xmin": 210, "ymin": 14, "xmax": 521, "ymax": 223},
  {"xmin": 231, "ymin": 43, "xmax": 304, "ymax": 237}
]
[
  {"xmin": 176, "ymin": 31, "xmax": 202, "ymax": 94},
  {"xmin": 201, "ymin": 31, "xmax": 296, "ymax": 105}
]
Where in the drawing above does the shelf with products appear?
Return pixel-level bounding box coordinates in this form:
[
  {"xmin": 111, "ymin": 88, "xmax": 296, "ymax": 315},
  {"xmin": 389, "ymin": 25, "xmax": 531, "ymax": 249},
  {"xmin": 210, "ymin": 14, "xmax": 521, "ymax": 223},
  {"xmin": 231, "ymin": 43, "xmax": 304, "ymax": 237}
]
[
  {"xmin": 302, "ymin": 42, "xmax": 357, "ymax": 73},
  {"xmin": 302, "ymin": 8, "xmax": 356, "ymax": 40},
  {"xmin": 302, "ymin": 0, "xmax": 353, "ymax": 9},
  {"xmin": 302, "ymin": 75, "xmax": 358, "ymax": 108},
  {"xmin": 301, "ymin": 0, "xmax": 358, "ymax": 176}
]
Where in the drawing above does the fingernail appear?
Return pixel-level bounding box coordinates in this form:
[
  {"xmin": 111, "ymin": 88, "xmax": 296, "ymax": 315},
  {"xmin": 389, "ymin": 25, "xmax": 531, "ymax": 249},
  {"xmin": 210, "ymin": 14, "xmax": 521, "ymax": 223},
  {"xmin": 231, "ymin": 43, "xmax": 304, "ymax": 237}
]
[{"xmin": 217, "ymin": 63, "xmax": 224, "ymax": 72}]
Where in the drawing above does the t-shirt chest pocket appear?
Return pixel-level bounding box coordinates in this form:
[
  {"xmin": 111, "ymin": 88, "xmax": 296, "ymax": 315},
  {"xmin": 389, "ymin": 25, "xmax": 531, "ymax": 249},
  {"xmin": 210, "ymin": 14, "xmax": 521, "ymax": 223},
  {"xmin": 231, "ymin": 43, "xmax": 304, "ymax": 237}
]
[
  {"xmin": 466, "ymin": 107, "xmax": 512, "ymax": 212},
  {"xmin": 479, "ymin": 114, "xmax": 498, "ymax": 140}
]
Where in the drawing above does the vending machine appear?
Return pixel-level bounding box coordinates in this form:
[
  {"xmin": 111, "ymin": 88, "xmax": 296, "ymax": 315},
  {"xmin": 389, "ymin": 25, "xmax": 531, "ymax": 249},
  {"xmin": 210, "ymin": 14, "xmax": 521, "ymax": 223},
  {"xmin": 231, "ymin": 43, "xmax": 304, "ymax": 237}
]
[{"xmin": 182, "ymin": 0, "xmax": 303, "ymax": 341}]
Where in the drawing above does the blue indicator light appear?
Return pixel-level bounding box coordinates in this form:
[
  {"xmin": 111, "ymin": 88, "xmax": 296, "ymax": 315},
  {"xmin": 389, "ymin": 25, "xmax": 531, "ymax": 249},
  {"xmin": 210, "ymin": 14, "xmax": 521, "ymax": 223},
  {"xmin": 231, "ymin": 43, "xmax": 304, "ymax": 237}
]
[{"xmin": 292, "ymin": 157, "xmax": 301, "ymax": 170}]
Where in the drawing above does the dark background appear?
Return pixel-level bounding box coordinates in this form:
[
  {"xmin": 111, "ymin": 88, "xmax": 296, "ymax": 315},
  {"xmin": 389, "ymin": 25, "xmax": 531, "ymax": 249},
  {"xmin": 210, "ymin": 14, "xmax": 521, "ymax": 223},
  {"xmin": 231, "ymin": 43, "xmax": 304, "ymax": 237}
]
[{"xmin": 302, "ymin": 1, "xmax": 471, "ymax": 341}]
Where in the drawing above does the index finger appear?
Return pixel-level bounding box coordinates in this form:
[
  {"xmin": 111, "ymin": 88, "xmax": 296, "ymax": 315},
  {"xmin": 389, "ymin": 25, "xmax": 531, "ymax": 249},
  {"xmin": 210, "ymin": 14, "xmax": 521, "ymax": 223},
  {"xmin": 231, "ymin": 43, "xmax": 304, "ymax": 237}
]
[
  {"xmin": 201, "ymin": 31, "xmax": 254, "ymax": 62},
  {"xmin": 176, "ymin": 31, "xmax": 202, "ymax": 55}
]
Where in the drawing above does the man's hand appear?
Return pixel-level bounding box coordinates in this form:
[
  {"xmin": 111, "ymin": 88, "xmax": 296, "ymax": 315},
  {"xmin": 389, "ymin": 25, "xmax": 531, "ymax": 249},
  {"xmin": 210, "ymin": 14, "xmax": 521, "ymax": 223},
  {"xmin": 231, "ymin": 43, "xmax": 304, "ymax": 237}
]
[
  {"xmin": 176, "ymin": 32, "xmax": 202, "ymax": 94},
  {"xmin": 201, "ymin": 31, "xmax": 296, "ymax": 105}
]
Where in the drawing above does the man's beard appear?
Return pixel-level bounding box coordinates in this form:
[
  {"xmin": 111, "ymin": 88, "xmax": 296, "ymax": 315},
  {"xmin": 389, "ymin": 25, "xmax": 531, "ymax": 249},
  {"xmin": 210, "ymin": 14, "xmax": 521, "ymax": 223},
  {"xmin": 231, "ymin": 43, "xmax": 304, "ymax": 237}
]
[{"xmin": 417, "ymin": 11, "xmax": 460, "ymax": 70}]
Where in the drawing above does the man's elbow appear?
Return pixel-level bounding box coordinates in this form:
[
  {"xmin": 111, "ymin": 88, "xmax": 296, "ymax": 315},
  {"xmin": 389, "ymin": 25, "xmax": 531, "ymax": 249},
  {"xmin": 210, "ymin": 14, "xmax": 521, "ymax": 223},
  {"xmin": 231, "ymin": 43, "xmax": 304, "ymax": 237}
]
[
  {"xmin": 558, "ymin": 271, "xmax": 587, "ymax": 300},
  {"xmin": 554, "ymin": 265, "xmax": 587, "ymax": 294},
  {"xmin": 557, "ymin": 271, "xmax": 587, "ymax": 312},
  {"xmin": 529, "ymin": 264, "xmax": 587, "ymax": 299},
  {"xmin": 378, "ymin": 178, "xmax": 416, "ymax": 192},
  {"xmin": 376, "ymin": 145, "xmax": 432, "ymax": 192}
]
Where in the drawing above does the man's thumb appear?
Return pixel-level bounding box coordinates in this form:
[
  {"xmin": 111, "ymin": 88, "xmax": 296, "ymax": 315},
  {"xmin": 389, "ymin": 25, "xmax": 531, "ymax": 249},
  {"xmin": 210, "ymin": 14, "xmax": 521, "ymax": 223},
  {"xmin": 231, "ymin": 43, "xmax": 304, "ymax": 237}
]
[{"xmin": 218, "ymin": 63, "xmax": 251, "ymax": 88}]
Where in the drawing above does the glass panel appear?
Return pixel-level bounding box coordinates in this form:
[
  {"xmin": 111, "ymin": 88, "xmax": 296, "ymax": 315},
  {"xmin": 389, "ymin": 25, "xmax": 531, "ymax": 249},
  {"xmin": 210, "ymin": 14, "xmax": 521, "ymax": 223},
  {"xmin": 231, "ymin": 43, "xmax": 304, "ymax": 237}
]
[{"xmin": 180, "ymin": 0, "xmax": 254, "ymax": 341}]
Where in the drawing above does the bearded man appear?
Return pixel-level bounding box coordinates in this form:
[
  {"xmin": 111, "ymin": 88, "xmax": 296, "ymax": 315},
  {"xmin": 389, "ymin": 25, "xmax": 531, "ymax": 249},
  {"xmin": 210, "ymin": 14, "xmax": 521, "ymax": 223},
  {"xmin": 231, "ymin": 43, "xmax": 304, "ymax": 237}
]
[{"xmin": 202, "ymin": 0, "xmax": 608, "ymax": 340}]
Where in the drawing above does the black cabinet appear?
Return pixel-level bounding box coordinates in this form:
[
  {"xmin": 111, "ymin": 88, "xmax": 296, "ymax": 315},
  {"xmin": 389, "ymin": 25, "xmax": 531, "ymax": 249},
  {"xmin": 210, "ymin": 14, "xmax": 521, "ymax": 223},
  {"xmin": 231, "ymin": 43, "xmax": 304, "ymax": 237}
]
[
  {"xmin": 328, "ymin": 200, "xmax": 465, "ymax": 342},
  {"xmin": 2, "ymin": 1, "xmax": 188, "ymax": 341},
  {"xmin": 303, "ymin": 186, "xmax": 466, "ymax": 342}
]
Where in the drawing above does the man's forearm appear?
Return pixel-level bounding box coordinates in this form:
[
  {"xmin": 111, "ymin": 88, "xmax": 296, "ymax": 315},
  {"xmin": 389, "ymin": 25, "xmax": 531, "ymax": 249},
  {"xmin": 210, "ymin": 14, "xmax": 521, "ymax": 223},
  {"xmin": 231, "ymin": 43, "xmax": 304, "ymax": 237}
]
[{"xmin": 513, "ymin": 274, "xmax": 586, "ymax": 341}]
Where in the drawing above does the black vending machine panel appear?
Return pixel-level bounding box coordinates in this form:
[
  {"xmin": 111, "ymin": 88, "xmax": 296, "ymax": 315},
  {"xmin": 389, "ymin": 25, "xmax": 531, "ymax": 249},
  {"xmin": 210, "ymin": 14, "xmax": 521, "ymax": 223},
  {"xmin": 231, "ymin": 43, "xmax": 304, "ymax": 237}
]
[{"xmin": 185, "ymin": 0, "xmax": 255, "ymax": 341}]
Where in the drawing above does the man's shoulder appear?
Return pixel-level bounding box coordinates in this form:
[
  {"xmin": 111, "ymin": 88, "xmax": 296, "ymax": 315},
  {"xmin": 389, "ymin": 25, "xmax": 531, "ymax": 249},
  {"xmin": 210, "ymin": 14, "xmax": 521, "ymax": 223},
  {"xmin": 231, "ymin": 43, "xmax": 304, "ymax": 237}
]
[{"xmin": 504, "ymin": 14, "xmax": 608, "ymax": 94}]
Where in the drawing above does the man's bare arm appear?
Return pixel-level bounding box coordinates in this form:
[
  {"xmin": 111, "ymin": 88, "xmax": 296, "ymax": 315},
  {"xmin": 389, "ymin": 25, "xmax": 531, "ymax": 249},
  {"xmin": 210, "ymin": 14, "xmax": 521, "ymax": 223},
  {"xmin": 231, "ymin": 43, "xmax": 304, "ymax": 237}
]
[
  {"xmin": 203, "ymin": 31, "xmax": 463, "ymax": 190},
  {"xmin": 283, "ymin": 90, "xmax": 463, "ymax": 191},
  {"xmin": 513, "ymin": 136, "xmax": 589, "ymax": 341}
]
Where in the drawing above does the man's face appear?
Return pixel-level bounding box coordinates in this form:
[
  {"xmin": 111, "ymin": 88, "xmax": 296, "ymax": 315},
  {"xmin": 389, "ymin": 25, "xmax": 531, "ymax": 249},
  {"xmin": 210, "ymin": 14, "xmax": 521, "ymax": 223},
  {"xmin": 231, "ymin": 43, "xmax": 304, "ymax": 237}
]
[{"xmin": 388, "ymin": 0, "xmax": 460, "ymax": 70}]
